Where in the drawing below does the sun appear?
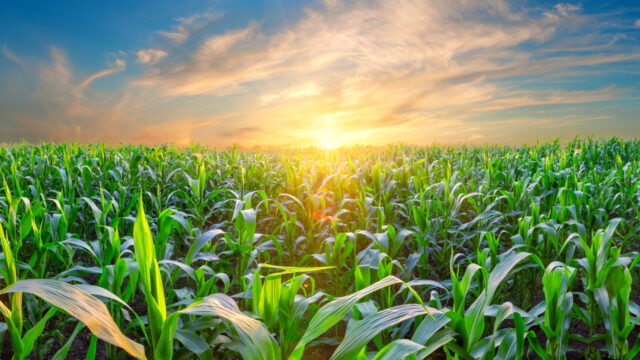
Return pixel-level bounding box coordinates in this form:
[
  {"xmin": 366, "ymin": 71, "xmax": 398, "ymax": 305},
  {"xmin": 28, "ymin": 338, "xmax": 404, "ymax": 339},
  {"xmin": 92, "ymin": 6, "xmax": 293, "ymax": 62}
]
[{"xmin": 316, "ymin": 129, "xmax": 343, "ymax": 149}]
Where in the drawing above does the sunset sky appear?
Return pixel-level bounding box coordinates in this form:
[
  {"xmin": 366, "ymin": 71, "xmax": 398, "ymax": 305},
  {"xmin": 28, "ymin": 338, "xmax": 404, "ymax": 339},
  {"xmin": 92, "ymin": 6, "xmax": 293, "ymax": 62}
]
[{"xmin": 1, "ymin": 0, "xmax": 639, "ymax": 148}]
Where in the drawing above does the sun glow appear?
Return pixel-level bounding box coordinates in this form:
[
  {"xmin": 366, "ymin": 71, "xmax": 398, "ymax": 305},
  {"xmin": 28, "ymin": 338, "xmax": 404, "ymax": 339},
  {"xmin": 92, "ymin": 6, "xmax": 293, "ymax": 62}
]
[{"xmin": 316, "ymin": 129, "xmax": 344, "ymax": 149}]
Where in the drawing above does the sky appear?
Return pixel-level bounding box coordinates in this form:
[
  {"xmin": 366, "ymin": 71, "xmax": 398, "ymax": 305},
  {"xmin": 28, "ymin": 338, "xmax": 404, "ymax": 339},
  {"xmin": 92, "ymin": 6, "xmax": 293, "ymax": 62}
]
[{"xmin": 0, "ymin": 0, "xmax": 639, "ymax": 148}]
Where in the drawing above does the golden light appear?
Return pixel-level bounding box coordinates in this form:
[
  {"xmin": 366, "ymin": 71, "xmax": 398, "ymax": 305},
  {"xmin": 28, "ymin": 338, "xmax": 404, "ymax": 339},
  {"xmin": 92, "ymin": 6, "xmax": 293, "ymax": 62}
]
[
  {"xmin": 316, "ymin": 128, "xmax": 344, "ymax": 149},
  {"xmin": 313, "ymin": 113, "xmax": 349, "ymax": 149}
]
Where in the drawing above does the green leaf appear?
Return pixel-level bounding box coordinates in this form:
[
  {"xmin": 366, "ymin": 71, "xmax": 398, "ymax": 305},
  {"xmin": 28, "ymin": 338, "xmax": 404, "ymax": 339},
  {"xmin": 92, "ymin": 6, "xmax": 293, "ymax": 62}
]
[
  {"xmin": 412, "ymin": 312, "xmax": 451, "ymax": 344},
  {"xmin": 1, "ymin": 279, "xmax": 147, "ymax": 360},
  {"xmin": 465, "ymin": 251, "xmax": 531, "ymax": 349},
  {"xmin": 185, "ymin": 229, "xmax": 224, "ymax": 264},
  {"xmin": 134, "ymin": 195, "xmax": 167, "ymax": 347},
  {"xmin": 174, "ymin": 329, "xmax": 210, "ymax": 355},
  {"xmin": 292, "ymin": 276, "xmax": 403, "ymax": 359},
  {"xmin": 85, "ymin": 335, "xmax": 98, "ymax": 360},
  {"xmin": 51, "ymin": 322, "xmax": 85, "ymax": 360},
  {"xmin": 331, "ymin": 304, "xmax": 442, "ymax": 360},
  {"xmin": 177, "ymin": 293, "xmax": 280, "ymax": 360},
  {"xmin": 20, "ymin": 307, "xmax": 57, "ymax": 359},
  {"xmin": 373, "ymin": 339, "xmax": 425, "ymax": 360}
]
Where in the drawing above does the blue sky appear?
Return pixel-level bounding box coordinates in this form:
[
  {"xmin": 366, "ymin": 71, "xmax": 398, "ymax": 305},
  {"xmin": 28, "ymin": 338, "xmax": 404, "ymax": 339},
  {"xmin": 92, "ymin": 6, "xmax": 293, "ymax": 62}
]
[{"xmin": 1, "ymin": 0, "xmax": 639, "ymax": 147}]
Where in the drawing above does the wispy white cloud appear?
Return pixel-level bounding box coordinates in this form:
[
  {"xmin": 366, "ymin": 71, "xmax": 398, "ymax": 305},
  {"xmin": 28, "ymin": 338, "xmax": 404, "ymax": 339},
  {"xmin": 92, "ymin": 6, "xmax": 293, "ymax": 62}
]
[
  {"xmin": 137, "ymin": 0, "xmax": 564, "ymax": 100},
  {"xmin": 469, "ymin": 86, "xmax": 628, "ymax": 112},
  {"xmin": 544, "ymin": 3, "xmax": 581, "ymax": 19},
  {"xmin": 138, "ymin": 22, "xmax": 260, "ymax": 95},
  {"xmin": 158, "ymin": 29, "xmax": 188, "ymax": 44},
  {"xmin": 0, "ymin": 47, "xmax": 134, "ymax": 143},
  {"xmin": 260, "ymin": 82, "xmax": 323, "ymax": 105},
  {"xmin": 1, "ymin": 43, "xmax": 25, "ymax": 68},
  {"xmin": 76, "ymin": 58, "xmax": 126, "ymax": 93},
  {"xmin": 33, "ymin": 47, "xmax": 73, "ymax": 104},
  {"xmin": 157, "ymin": 11, "xmax": 222, "ymax": 44},
  {"xmin": 136, "ymin": 48, "xmax": 168, "ymax": 65}
]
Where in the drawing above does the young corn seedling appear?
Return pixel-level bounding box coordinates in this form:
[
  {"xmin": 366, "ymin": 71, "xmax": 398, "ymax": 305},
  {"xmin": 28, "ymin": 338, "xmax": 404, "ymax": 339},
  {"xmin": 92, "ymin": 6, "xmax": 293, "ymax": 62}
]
[
  {"xmin": 250, "ymin": 264, "xmax": 331, "ymax": 358},
  {"xmin": 313, "ymin": 232, "xmax": 355, "ymax": 296},
  {"xmin": 443, "ymin": 248, "xmax": 540, "ymax": 359},
  {"xmin": 574, "ymin": 219, "xmax": 622, "ymax": 336},
  {"xmin": 3, "ymin": 138, "xmax": 640, "ymax": 359},
  {"xmin": 223, "ymin": 204, "xmax": 260, "ymax": 284},
  {"xmin": 133, "ymin": 197, "xmax": 276, "ymax": 359},
  {"xmin": 527, "ymin": 262, "xmax": 576, "ymax": 360},
  {"xmin": 596, "ymin": 263, "xmax": 637, "ymax": 359}
]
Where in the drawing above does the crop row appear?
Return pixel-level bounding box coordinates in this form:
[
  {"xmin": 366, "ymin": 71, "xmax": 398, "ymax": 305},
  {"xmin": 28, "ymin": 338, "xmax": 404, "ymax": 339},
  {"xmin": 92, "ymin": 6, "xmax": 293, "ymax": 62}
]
[{"xmin": 0, "ymin": 138, "xmax": 640, "ymax": 359}]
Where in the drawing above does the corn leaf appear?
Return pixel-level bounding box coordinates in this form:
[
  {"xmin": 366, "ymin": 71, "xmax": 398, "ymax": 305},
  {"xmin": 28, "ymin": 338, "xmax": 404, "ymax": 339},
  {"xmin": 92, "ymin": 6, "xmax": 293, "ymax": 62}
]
[
  {"xmin": 178, "ymin": 293, "xmax": 280, "ymax": 360},
  {"xmin": 291, "ymin": 275, "xmax": 403, "ymax": 359},
  {"xmin": 331, "ymin": 304, "xmax": 442, "ymax": 360},
  {"xmin": 1, "ymin": 279, "xmax": 147, "ymax": 360}
]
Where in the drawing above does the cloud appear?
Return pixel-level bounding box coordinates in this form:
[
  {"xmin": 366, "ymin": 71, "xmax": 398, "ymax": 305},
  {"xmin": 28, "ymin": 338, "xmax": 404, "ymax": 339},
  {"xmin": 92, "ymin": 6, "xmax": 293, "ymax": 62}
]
[
  {"xmin": 76, "ymin": 58, "xmax": 126, "ymax": 93},
  {"xmin": 554, "ymin": 3, "xmax": 580, "ymax": 17},
  {"xmin": 136, "ymin": 48, "xmax": 168, "ymax": 65},
  {"xmin": 121, "ymin": 1, "xmax": 640, "ymax": 146},
  {"xmin": 259, "ymin": 82, "xmax": 322, "ymax": 105},
  {"xmin": 543, "ymin": 3, "xmax": 581, "ymax": 20},
  {"xmin": 33, "ymin": 47, "xmax": 73, "ymax": 103},
  {"xmin": 1, "ymin": 43, "xmax": 25, "ymax": 68},
  {"xmin": 138, "ymin": 22, "xmax": 260, "ymax": 96},
  {"xmin": 137, "ymin": 1, "xmax": 562, "ymax": 98},
  {"xmin": 0, "ymin": 47, "xmax": 136, "ymax": 143},
  {"xmin": 1, "ymin": 1, "xmax": 639, "ymax": 147},
  {"xmin": 158, "ymin": 30, "xmax": 188, "ymax": 44},
  {"xmin": 157, "ymin": 11, "xmax": 222, "ymax": 44},
  {"xmin": 635, "ymin": 19, "xmax": 640, "ymax": 28},
  {"xmin": 469, "ymin": 86, "xmax": 628, "ymax": 112}
]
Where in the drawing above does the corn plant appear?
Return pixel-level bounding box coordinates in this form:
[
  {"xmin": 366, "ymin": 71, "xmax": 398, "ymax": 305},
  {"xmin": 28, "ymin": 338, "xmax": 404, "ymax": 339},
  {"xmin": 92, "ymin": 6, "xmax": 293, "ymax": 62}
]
[
  {"xmin": 0, "ymin": 138, "xmax": 639, "ymax": 359},
  {"xmin": 1, "ymin": 222, "xmax": 145, "ymax": 359},
  {"xmin": 527, "ymin": 262, "xmax": 575, "ymax": 360}
]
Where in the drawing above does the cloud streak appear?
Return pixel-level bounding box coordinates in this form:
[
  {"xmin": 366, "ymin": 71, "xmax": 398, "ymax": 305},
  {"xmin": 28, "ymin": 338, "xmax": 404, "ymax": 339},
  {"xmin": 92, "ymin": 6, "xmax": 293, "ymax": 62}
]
[
  {"xmin": 1, "ymin": 43, "xmax": 25, "ymax": 69},
  {"xmin": 76, "ymin": 58, "xmax": 126, "ymax": 93},
  {"xmin": 157, "ymin": 11, "xmax": 222, "ymax": 44}
]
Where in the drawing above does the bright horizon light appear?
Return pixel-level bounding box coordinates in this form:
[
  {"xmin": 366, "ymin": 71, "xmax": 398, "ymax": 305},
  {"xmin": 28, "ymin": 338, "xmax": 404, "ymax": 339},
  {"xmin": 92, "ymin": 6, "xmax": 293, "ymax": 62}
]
[{"xmin": 316, "ymin": 129, "xmax": 343, "ymax": 150}]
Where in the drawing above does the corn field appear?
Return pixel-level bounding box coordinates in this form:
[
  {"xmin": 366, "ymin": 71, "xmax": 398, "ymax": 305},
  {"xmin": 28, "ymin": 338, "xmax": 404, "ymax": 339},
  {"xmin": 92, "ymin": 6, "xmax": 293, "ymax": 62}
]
[{"xmin": 1, "ymin": 137, "xmax": 640, "ymax": 359}]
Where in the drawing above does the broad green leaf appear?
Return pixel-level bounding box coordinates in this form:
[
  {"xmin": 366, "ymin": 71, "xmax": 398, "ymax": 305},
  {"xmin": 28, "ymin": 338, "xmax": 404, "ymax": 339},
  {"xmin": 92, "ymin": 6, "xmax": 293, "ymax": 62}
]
[
  {"xmin": 1, "ymin": 279, "xmax": 147, "ymax": 360},
  {"xmin": 331, "ymin": 304, "xmax": 441, "ymax": 360},
  {"xmin": 465, "ymin": 251, "xmax": 531, "ymax": 349},
  {"xmin": 177, "ymin": 293, "xmax": 280, "ymax": 360},
  {"xmin": 292, "ymin": 276, "xmax": 403, "ymax": 359},
  {"xmin": 21, "ymin": 308, "xmax": 57, "ymax": 359},
  {"xmin": 185, "ymin": 229, "xmax": 224, "ymax": 264},
  {"xmin": 373, "ymin": 339, "xmax": 425, "ymax": 360}
]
